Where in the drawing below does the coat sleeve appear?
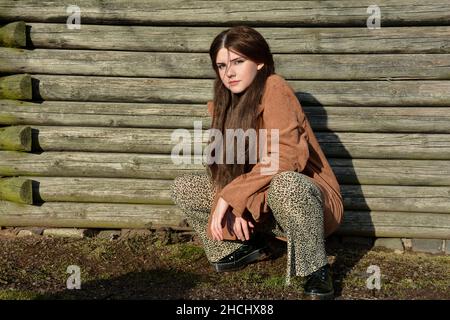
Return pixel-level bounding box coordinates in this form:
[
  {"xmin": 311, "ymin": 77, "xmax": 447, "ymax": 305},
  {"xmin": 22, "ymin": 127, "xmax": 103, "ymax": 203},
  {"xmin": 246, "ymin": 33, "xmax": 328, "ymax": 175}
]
[{"xmin": 218, "ymin": 79, "xmax": 310, "ymax": 222}]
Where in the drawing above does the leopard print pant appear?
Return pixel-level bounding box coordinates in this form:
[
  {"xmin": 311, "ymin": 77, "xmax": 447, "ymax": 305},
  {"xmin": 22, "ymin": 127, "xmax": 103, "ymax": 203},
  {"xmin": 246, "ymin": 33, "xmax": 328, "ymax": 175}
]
[{"xmin": 170, "ymin": 170, "xmax": 328, "ymax": 283}]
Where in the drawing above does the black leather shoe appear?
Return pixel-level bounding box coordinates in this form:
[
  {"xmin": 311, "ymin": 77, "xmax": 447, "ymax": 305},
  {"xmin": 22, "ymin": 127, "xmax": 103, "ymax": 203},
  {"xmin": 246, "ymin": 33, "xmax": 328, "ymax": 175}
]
[
  {"xmin": 211, "ymin": 236, "xmax": 270, "ymax": 272},
  {"xmin": 303, "ymin": 264, "xmax": 334, "ymax": 300}
]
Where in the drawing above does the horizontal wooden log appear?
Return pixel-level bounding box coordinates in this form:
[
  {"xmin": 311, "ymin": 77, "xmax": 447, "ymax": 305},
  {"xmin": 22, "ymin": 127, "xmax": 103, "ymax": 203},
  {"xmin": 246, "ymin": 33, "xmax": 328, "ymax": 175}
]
[
  {"xmin": 0, "ymin": 200, "xmax": 188, "ymax": 229},
  {"xmin": 0, "ymin": 125, "xmax": 31, "ymax": 151},
  {"xmin": 3, "ymin": 48, "xmax": 450, "ymax": 80},
  {"xmin": 336, "ymin": 211, "xmax": 450, "ymax": 239},
  {"xmin": 0, "ymin": 177, "xmax": 32, "ymax": 204},
  {"xmin": 28, "ymin": 177, "xmax": 173, "ymax": 205},
  {"xmin": 0, "ymin": 200, "xmax": 448, "ymax": 239},
  {"xmin": 0, "ymin": 100, "xmax": 210, "ymax": 129},
  {"xmin": 0, "ymin": 74, "xmax": 32, "ymax": 100},
  {"xmin": 29, "ymin": 75, "xmax": 450, "ymax": 107},
  {"xmin": 30, "ymin": 125, "xmax": 450, "ymax": 160},
  {"xmin": 26, "ymin": 176, "xmax": 450, "ymax": 214},
  {"xmin": 341, "ymin": 185, "xmax": 450, "ymax": 214},
  {"xmin": 1, "ymin": 151, "xmax": 450, "ymax": 186},
  {"xmin": 0, "ymin": 21, "xmax": 26, "ymax": 47},
  {"xmin": 1, "ymin": 100, "xmax": 450, "ymax": 133},
  {"xmin": 26, "ymin": 23, "xmax": 450, "ymax": 54},
  {"xmin": 1, "ymin": 1, "xmax": 449, "ymax": 27}
]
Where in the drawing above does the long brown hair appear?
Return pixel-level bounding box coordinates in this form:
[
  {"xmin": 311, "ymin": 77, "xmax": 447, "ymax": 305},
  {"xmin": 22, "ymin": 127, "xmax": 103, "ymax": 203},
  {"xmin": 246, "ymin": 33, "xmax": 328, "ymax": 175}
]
[{"xmin": 207, "ymin": 26, "xmax": 275, "ymax": 191}]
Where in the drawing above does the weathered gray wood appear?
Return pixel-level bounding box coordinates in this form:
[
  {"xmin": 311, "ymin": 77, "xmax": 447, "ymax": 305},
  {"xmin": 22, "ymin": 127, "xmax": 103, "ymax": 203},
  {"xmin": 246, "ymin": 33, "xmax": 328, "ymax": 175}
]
[
  {"xmin": 0, "ymin": 21, "xmax": 26, "ymax": 47},
  {"xmin": 0, "ymin": 74, "xmax": 32, "ymax": 100},
  {"xmin": 30, "ymin": 125, "xmax": 450, "ymax": 160},
  {"xmin": 0, "ymin": 177, "xmax": 32, "ymax": 204},
  {"xmin": 1, "ymin": 1, "xmax": 449, "ymax": 26},
  {"xmin": 27, "ymin": 176, "xmax": 450, "ymax": 214},
  {"xmin": 0, "ymin": 200, "xmax": 189, "ymax": 229},
  {"xmin": 0, "ymin": 200, "xmax": 447, "ymax": 238},
  {"xmin": 318, "ymin": 132, "xmax": 450, "ymax": 160},
  {"xmin": 341, "ymin": 185, "xmax": 450, "ymax": 214},
  {"xmin": 26, "ymin": 23, "xmax": 450, "ymax": 54},
  {"xmin": 1, "ymin": 151, "xmax": 450, "ymax": 186},
  {"xmin": 305, "ymin": 107, "xmax": 450, "ymax": 133},
  {"xmin": 0, "ymin": 100, "xmax": 210, "ymax": 129},
  {"xmin": 2, "ymin": 100, "xmax": 450, "ymax": 133},
  {"xmin": 30, "ymin": 75, "xmax": 450, "ymax": 106},
  {"xmin": 336, "ymin": 211, "xmax": 450, "ymax": 239},
  {"xmin": 28, "ymin": 177, "xmax": 174, "ymax": 204},
  {"xmin": 3, "ymin": 48, "xmax": 450, "ymax": 80},
  {"xmin": 0, "ymin": 125, "xmax": 31, "ymax": 151}
]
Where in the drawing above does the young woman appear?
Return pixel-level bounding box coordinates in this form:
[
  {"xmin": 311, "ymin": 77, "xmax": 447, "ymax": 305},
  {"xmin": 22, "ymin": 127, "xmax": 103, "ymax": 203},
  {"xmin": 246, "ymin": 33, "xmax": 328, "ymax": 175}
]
[{"xmin": 171, "ymin": 25, "xmax": 344, "ymax": 300}]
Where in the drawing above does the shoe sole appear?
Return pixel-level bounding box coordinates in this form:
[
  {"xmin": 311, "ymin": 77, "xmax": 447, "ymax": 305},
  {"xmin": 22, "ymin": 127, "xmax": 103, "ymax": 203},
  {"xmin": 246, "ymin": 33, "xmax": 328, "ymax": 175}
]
[
  {"xmin": 212, "ymin": 247, "xmax": 269, "ymax": 272},
  {"xmin": 303, "ymin": 290, "xmax": 335, "ymax": 300}
]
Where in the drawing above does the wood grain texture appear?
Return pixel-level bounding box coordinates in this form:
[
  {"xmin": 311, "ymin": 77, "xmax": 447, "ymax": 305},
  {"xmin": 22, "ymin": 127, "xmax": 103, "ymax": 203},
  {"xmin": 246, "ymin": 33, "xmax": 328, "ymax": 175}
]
[
  {"xmin": 1, "ymin": 1, "xmax": 449, "ymax": 26},
  {"xmin": 25, "ymin": 176, "xmax": 450, "ymax": 214},
  {"xmin": 1, "ymin": 151, "xmax": 450, "ymax": 186},
  {"xmin": 3, "ymin": 48, "xmax": 450, "ymax": 80},
  {"xmin": 27, "ymin": 125, "xmax": 450, "ymax": 160},
  {"xmin": 26, "ymin": 23, "xmax": 450, "ymax": 53},
  {"xmin": 2, "ymin": 100, "xmax": 450, "ymax": 133},
  {"xmin": 29, "ymin": 75, "xmax": 450, "ymax": 106}
]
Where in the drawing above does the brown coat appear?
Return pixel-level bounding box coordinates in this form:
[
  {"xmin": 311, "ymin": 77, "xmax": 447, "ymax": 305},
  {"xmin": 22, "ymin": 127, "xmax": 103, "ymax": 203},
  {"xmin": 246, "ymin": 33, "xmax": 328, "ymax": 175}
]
[{"xmin": 205, "ymin": 74, "xmax": 344, "ymax": 241}]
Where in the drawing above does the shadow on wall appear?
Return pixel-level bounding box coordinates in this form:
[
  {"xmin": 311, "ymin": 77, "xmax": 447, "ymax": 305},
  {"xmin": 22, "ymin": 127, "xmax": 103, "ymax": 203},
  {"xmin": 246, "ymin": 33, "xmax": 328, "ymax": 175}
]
[{"xmin": 296, "ymin": 91, "xmax": 374, "ymax": 298}]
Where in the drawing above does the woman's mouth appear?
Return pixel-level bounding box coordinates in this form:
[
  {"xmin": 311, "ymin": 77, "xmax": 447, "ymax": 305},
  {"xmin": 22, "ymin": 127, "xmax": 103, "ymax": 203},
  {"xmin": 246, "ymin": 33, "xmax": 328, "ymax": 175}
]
[{"xmin": 229, "ymin": 81, "xmax": 240, "ymax": 86}]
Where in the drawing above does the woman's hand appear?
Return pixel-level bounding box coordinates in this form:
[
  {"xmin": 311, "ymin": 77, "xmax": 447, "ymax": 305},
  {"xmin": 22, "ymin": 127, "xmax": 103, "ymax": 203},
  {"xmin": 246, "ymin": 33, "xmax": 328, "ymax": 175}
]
[
  {"xmin": 211, "ymin": 197, "xmax": 255, "ymax": 241},
  {"xmin": 227, "ymin": 214, "xmax": 255, "ymax": 242},
  {"xmin": 211, "ymin": 197, "xmax": 230, "ymax": 241}
]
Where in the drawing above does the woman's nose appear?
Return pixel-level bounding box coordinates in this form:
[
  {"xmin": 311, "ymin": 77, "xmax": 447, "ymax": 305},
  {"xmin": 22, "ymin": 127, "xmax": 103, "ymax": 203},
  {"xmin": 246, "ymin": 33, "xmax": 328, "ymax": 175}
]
[{"xmin": 225, "ymin": 64, "xmax": 235, "ymax": 78}]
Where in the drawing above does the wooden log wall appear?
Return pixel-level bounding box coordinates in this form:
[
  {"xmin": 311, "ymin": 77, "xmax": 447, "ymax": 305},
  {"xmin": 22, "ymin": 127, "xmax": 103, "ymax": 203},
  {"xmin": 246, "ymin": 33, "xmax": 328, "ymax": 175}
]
[{"xmin": 0, "ymin": 0, "xmax": 449, "ymax": 239}]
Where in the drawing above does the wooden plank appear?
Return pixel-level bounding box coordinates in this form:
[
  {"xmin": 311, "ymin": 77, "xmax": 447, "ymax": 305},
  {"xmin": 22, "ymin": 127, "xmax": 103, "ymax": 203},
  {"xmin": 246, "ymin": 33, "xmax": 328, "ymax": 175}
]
[
  {"xmin": 0, "ymin": 200, "xmax": 447, "ymax": 239},
  {"xmin": 27, "ymin": 23, "xmax": 450, "ymax": 54},
  {"xmin": 336, "ymin": 211, "xmax": 450, "ymax": 239},
  {"xmin": 1, "ymin": 1, "xmax": 449, "ymax": 26},
  {"xmin": 341, "ymin": 185, "xmax": 450, "ymax": 214},
  {"xmin": 30, "ymin": 75, "xmax": 450, "ymax": 106},
  {"xmin": 28, "ymin": 177, "xmax": 174, "ymax": 205},
  {"xmin": 1, "ymin": 151, "xmax": 450, "ymax": 185},
  {"xmin": 30, "ymin": 125, "xmax": 450, "ymax": 160},
  {"xmin": 0, "ymin": 200, "xmax": 188, "ymax": 229},
  {"xmin": 3, "ymin": 48, "xmax": 450, "ymax": 80},
  {"xmin": 26, "ymin": 176, "xmax": 450, "ymax": 214},
  {"xmin": 2, "ymin": 100, "xmax": 450, "ymax": 133}
]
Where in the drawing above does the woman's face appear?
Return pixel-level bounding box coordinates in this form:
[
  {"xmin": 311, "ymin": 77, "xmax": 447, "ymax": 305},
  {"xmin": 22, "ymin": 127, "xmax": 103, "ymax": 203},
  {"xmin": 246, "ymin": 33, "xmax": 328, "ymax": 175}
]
[{"xmin": 215, "ymin": 48, "xmax": 264, "ymax": 94}]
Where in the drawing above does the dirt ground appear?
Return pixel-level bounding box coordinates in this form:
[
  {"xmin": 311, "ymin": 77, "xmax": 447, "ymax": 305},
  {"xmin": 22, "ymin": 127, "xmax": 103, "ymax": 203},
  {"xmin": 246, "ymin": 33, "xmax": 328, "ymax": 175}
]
[{"xmin": 0, "ymin": 230, "xmax": 448, "ymax": 300}]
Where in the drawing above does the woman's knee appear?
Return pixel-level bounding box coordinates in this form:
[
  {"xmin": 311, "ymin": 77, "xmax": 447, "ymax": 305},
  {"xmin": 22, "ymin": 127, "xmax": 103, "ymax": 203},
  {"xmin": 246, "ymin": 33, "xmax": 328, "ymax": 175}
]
[
  {"xmin": 170, "ymin": 173, "xmax": 213, "ymax": 211},
  {"xmin": 267, "ymin": 171, "xmax": 323, "ymax": 213}
]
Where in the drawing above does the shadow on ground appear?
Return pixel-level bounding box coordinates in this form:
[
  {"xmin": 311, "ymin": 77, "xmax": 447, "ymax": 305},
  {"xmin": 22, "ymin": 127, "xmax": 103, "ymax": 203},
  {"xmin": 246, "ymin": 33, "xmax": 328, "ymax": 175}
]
[{"xmin": 37, "ymin": 268, "xmax": 205, "ymax": 300}]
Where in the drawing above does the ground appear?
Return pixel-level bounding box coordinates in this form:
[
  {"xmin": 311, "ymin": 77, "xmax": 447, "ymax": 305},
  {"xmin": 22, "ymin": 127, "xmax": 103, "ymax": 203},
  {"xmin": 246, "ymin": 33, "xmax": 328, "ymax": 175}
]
[{"xmin": 0, "ymin": 231, "xmax": 448, "ymax": 300}]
